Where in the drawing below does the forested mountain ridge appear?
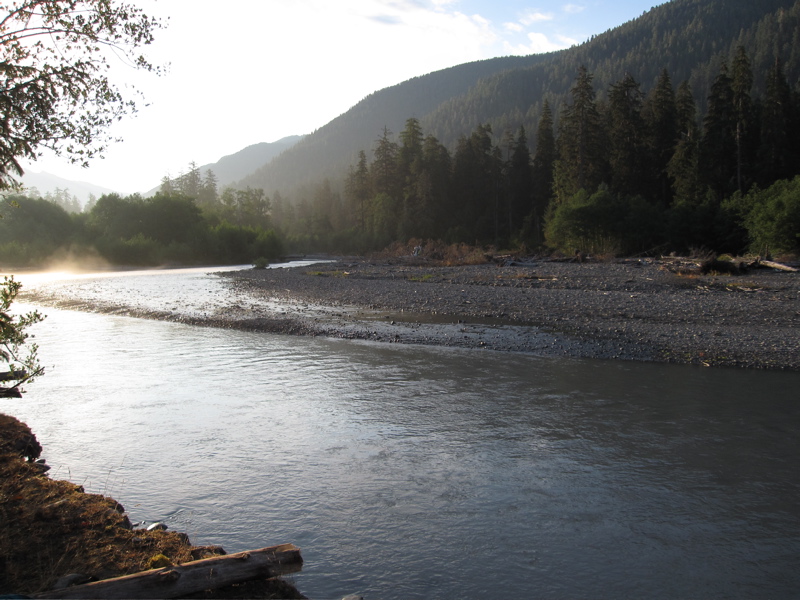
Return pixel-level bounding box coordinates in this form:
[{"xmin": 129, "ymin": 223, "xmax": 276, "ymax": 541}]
[
  {"xmin": 7, "ymin": 0, "xmax": 800, "ymax": 270},
  {"xmin": 195, "ymin": 135, "xmax": 303, "ymax": 188},
  {"xmin": 239, "ymin": 0, "xmax": 800, "ymax": 199},
  {"xmin": 237, "ymin": 54, "xmax": 556, "ymax": 194}
]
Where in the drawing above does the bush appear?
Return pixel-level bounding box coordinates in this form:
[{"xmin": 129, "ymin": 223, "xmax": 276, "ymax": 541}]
[
  {"xmin": 727, "ymin": 177, "xmax": 800, "ymax": 255},
  {"xmin": 545, "ymin": 187, "xmax": 666, "ymax": 256}
]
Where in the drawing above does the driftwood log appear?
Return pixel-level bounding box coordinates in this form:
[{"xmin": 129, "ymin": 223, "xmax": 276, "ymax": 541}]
[
  {"xmin": 757, "ymin": 259, "xmax": 799, "ymax": 273},
  {"xmin": 31, "ymin": 544, "xmax": 302, "ymax": 599},
  {"xmin": 0, "ymin": 370, "xmax": 26, "ymax": 381}
]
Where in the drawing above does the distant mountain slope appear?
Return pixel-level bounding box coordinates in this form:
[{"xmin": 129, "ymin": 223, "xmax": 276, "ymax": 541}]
[
  {"xmin": 239, "ymin": 0, "xmax": 799, "ymax": 199},
  {"xmin": 19, "ymin": 171, "xmax": 116, "ymax": 206},
  {"xmin": 143, "ymin": 135, "xmax": 304, "ymax": 196},
  {"xmin": 201, "ymin": 135, "xmax": 304, "ymax": 187},
  {"xmin": 238, "ymin": 54, "xmax": 557, "ymax": 193}
]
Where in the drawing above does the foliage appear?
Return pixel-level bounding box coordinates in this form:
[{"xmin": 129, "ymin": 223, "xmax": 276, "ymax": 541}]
[
  {"xmin": 544, "ymin": 187, "xmax": 666, "ymax": 256},
  {"xmin": 238, "ymin": 0, "xmax": 800, "ymax": 203},
  {"xmin": 0, "ymin": 195, "xmax": 75, "ymax": 266},
  {"xmin": 0, "ymin": 190, "xmax": 285, "ymax": 268},
  {"xmin": 0, "ymin": 0, "xmax": 163, "ymax": 189},
  {"xmin": 724, "ymin": 176, "xmax": 800, "ymax": 254},
  {"xmin": 1, "ymin": 277, "xmax": 44, "ymax": 396}
]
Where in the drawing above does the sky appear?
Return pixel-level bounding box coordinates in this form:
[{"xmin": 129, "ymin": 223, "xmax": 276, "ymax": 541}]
[{"xmin": 21, "ymin": 0, "xmax": 665, "ymax": 195}]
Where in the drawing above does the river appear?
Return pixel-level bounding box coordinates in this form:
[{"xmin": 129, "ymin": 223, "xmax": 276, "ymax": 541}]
[{"xmin": 5, "ymin": 265, "xmax": 800, "ymax": 599}]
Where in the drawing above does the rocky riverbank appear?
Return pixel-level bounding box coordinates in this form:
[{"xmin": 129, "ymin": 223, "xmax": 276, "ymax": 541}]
[
  {"xmin": 218, "ymin": 256, "xmax": 800, "ymax": 370},
  {"xmin": 0, "ymin": 414, "xmax": 304, "ymax": 598},
  {"xmin": 18, "ymin": 255, "xmax": 799, "ymax": 370}
]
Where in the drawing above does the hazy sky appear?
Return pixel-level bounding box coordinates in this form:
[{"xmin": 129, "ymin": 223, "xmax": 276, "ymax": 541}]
[{"xmin": 22, "ymin": 0, "xmax": 664, "ymax": 195}]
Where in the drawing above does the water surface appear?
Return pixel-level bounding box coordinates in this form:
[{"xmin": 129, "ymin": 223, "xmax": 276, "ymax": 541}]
[{"xmin": 6, "ymin": 268, "xmax": 799, "ymax": 599}]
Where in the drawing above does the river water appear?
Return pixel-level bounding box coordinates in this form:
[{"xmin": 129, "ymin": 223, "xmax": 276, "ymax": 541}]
[{"xmin": 6, "ymin": 266, "xmax": 800, "ymax": 599}]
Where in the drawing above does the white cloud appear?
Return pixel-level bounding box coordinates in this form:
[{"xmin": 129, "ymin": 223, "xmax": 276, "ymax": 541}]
[
  {"xmin": 556, "ymin": 34, "xmax": 580, "ymax": 46},
  {"xmin": 504, "ymin": 21, "xmax": 524, "ymax": 33},
  {"xmin": 520, "ymin": 10, "xmax": 553, "ymax": 25},
  {"xmin": 563, "ymin": 4, "xmax": 585, "ymax": 14},
  {"xmin": 503, "ymin": 31, "xmax": 574, "ymax": 55}
]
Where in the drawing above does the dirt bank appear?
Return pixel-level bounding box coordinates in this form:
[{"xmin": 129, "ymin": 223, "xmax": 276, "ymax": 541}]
[
  {"xmin": 219, "ymin": 257, "xmax": 800, "ymax": 370},
  {"xmin": 0, "ymin": 414, "xmax": 304, "ymax": 598}
]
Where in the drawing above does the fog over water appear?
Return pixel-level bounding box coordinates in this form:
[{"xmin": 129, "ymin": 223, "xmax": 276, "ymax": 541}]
[{"xmin": 7, "ymin": 267, "xmax": 800, "ymax": 599}]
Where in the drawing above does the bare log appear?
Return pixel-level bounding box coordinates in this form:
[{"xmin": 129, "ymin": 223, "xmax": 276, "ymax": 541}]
[
  {"xmin": 758, "ymin": 259, "xmax": 799, "ymax": 273},
  {"xmin": 31, "ymin": 544, "xmax": 302, "ymax": 599},
  {"xmin": 0, "ymin": 370, "xmax": 26, "ymax": 381}
]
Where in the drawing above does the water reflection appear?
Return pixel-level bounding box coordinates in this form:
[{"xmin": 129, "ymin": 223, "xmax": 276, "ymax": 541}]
[{"xmin": 5, "ymin": 269, "xmax": 800, "ymax": 599}]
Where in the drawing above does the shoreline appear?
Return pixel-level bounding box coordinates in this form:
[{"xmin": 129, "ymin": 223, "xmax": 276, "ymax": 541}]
[
  {"xmin": 21, "ymin": 257, "xmax": 800, "ymax": 371},
  {"xmin": 0, "ymin": 414, "xmax": 305, "ymax": 598},
  {"xmin": 219, "ymin": 257, "xmax": 800, "ymax": 371}
]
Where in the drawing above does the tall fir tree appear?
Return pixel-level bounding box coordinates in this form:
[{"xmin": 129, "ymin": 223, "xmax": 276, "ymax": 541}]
[
  {"xmin": 555, "ymin": 66, "xmax": 607, "ymax": 202},
  {"xmin": 756, "ymin": 58, "xmax": 794, "ymax": 184},
  {"xmin": 507, "ymin": 126, "xmax": 534, "ymax": 238},
  {"xmin": 700, "ymin": 61, "xmax": 737, "ymax": 200},
  {"xmin": 644, "ymin": 68, "xmax": 678, "ymax": 205},
  {"xmin": 731, "ymin": 46, "xmax": 756, "ymax": 193},
  {"xmin": 418, "ymin": 135, "xmax": 452, "ymax": 239},
  {"xmin": 668, "ymin": 81, "xmax": 703, "ymax": 205},
  {"xmin": 398, "ymin": 118, "xmax": 426, "ymax": 239},
  {"xmin": 607, "ymin": 73, "xmax": 650, "ymax": 198},
  {"xmin": 345, "ymin": 150, "xmax": 370, "ymax": 231},
  {"xmin": 531, "ymin": 100, "xmax": 556, "ymax": 244}
]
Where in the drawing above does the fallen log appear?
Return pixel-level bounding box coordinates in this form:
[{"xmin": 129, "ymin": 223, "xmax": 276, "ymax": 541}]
[
  {"xmin": 31, "ymin": 544, "xmax": 303, "ymax": 599},
  {"xmin": 757, "ymin": 259, "xmax": 799, "ymax": 273},
  {"xmin": 0, "ymin": 369, "xmax": 26, "ymax": 381}
]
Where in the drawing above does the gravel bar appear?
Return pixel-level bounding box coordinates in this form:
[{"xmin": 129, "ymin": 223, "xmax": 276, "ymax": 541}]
[{"xmin": 218, "ymin": 257, "xmax": 800, "ymax": 370}]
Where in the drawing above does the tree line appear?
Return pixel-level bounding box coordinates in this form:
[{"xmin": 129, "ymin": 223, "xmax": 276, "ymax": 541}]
[
  {"xmin": 306, "ymin": 50, "xmax": 799, "ymax": 256},
  {"xmin": 0, "ymin": 189, "xmax": 283, "ymax": 268}
]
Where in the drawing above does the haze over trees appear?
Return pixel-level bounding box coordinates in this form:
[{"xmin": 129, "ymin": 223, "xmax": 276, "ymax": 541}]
[
  {"xmin": 323, "ymin": 53, "xmax": 799, "ymax": 257},
  {"xmin": 4, "ymin": 0, "xmax": 800, "ymax": 265},
  {"xmin": 0, "ymin": 0, "xmax": 166, "ymax": 395},
  {"xmin": 233, "ymin": 0, "xmax": 797, "ymax": 258}
]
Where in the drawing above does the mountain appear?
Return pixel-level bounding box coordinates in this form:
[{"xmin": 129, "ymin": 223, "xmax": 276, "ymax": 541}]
[
  {"xmin": 19, "ymin": 171, "xmax": 116, "ymax": 206},
  {"xmin": 238, "ymin": 0, "xmax": 800, "ymax": 198},
  {"xmin": 198, "ymin": 135, "xmax": 304, "ymax": 187}
]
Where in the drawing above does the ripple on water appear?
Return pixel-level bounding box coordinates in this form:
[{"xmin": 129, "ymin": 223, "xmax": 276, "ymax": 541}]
[{"xmin": 5, "ymin": 267, "xmax": 800, "ymax": 600}]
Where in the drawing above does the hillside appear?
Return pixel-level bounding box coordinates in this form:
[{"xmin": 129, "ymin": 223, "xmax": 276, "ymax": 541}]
[
  {"xmin": 237, "ymin": 54, "xmax": 556, "ymax": 193},
  {"xmin": 197, "ymin": 135, "xmax": 303, "ymax": 188},
  {"xmin": 238, "ymin": 0, "xmax": 800, "ymax": 199}
]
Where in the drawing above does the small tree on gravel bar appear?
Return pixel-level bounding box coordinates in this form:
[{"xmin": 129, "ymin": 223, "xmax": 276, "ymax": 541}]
[{"xmin": 1, "ymin": 277, "xmax": 44, "ymax": 397}]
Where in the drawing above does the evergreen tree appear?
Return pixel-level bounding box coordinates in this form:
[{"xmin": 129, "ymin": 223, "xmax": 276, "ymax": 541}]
[
  {"xmin": 700, "ymin": 61, "xmax": 737, "ymax": 199},
  {"xmin": 731, "ymin": 46, "xmax": 756, "ymax": 192},
  {"xmin": 757, "ymin": 58, "xmax": 794, "ymax": 183},
  {"xmin": 668, "ymin": 81, "xmax": 703, "ymax": 205},
  {"xmin": 418, "ymin": 135, "xmax": 452, "ymax": 239},
  {"xmin": 178, "ymin": 162, "xmax": 202, "ymax": 200},
  {"xmin": 198, "ymin": 169, "xmax": 219, "ymax": 209},
  {"xmin": 531, "ymin": 100, "xmax": 556, "ymax": 244},
  {"xmin": 369, "ymin": 128, "xmax": 400, "ymax": 239},
  {"xmin": 344, "ymin": 150, "xmax": 370, "ymax": 231},
  {"xmin": 555, "ymin": 66, "xmax": 607, "ymax": 201},
  {"xmin": 371, "ymin": 127, "xmax": 400, "ymax": 199},
  {"xmin": 607, "ymin": 73, "xmax": 650, "ymax": 198},
  {"xmin": 452, "ymin": 124, "xmax": 501, "ymax": 242},
  {"xmin": 644, "ymin": 68, "xmax": 678, "ymax": 205},
  {"xmin": 398, "ymin": 118, "xmax": 424, "ymax": 177},
  {"xmin": 507, "ymin": 126, "xmax": 533, "ymax": 237},
  {"xmin": 398, "ymin": 118, "xmax": 425, "ymax": 239}
]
